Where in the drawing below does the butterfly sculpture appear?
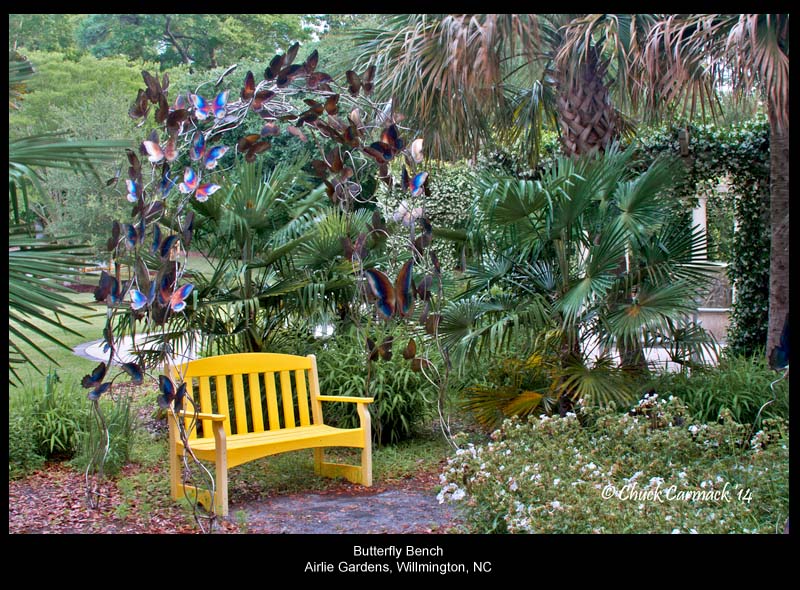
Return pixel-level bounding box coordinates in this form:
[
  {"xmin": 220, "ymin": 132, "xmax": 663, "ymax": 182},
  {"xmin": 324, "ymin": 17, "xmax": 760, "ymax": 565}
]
[
  {"xmin": 191, "ymin": 91, "xmax": 228, "ymax": 120},
  {"xmin": 393, "ymin": 200, "xmax": 423, "ymax": 227},
  {"xmin": 93, "ymin": 271, "xmax": 123, "ymax": 305},
  {"xmin": 157, "ymin": 375, "xmax": 186, "ymax": 411},
  {"xmin": 130, "ymin": 280, "xmax": 157, "ymax": 310},
  {"xmin": 120, "ymin": 362, "xmax": 144, "ymax": 385},
  {"xmin": 189, "ymin": 133, "xmax": 229, "ymax": 170},
  {"xmin": 346, "ymin": 66, "xmax": 376, "ymax": 96},
  {"xmin": 142, "ymin": 134, "xmax": 178, "ymax": 163},
  {"xmin": 158, "ymin": 271, "xmax": 194, "ymax": 313},
  {"xmin": 401, "ymin": 167, "xmax": 429, "ymax": 197},
  {"xmin": 366, "ymin": 124, "xmax": 404, "ymax": 163},
  {"xmin": 179, "ymin": 167, "xmax": 221, "ymax": 202},
  {"xmin": 364, "ymin": 259, "xmax": 414, "ymax": 320},
  {"xmin": 237, "ymin": 134, "xmax": 271, "ymax": 163},
  {"xmin": 123, "ymin": 218, "xmax": 146, "ymax": 249},
  {"xmin": 125, "ymin": 179, "xmax": 140, "ymax": 203},
  {"xmin": 241, "ymin": 70, "xmax": 275, "ymax": 111},
  {"xmin": 82, "ymin": 362, "xmax": 108, "ymax": 389},
  {"xmin": 366, "ymin": 336, "xmax": 393, "ymax": 362}
]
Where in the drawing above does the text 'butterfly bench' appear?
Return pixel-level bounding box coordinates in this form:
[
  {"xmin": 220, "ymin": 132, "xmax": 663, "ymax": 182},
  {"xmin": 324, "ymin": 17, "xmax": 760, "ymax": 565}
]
[{"xmin": 167, "ymin": 353, "xmax": 373, "ymax": 516}]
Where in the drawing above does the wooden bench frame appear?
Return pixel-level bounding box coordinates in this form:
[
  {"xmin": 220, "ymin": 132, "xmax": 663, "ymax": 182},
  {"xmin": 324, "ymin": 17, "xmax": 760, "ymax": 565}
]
[{"xmin": 167, "ymin": 353, "xmax": 373, "ymax": 516}]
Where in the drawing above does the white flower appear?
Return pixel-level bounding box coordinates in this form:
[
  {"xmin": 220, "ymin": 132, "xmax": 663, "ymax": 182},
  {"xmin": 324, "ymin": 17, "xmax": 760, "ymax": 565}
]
[
  {"xmin": 689, "ymin": 425, "xmax": 699, "ymax": 435},
  {"xmin": 553, "ymin": 478, "xmax": 561, "ymax": 486},
  {"xmin": 550, "ymin": 501, "xmax": 562, "ymax": 510}
]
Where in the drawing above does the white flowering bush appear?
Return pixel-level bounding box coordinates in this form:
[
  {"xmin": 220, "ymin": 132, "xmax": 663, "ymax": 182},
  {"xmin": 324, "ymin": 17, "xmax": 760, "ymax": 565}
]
[{"xmin": 438, "ymin": 395, "xmax": 789, "ymax": 533}]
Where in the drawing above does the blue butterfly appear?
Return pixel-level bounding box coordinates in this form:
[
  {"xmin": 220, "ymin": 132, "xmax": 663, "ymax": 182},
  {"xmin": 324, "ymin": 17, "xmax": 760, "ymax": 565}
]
[
  {"xmin": 81, "ymin": 362, "xmax": 107, "ymax": 389},
  {"xmin": 120, "ymin": 362, "xmax": 144, "ymax": 385},
  {"xmin": 188, "ymin": 134, "xmax": 229, "ymax": 170},
  {"xmin": 125, "ymin": 179, "xmax": 139, "ymax": 203},
  {"xmin": 364, "ymin": 260, "xmax": 414, "ymax": 320},
  {"xmin": 94, "ymin": 271, "xmax": 123, "ymax": 305},
  {"xmin": 410, "ymin": 171, "xmax": 428, "ymax": 197},
  {"xmin": 88, "ymin": 382, "xmax": 111, "ymax": 401},
  {"xmin": 157, "ymin": 374, "xmax": 187, "ymax": 411},
  {"xmin": 129, "ymin": 281, "xmax": 157, "ymax": 310},
  {"xmin": 191, "ymin": 91, "xmax": 228, "ymax": 120},
  {"xmin": 179, "ymin": 167, "xmax": 221, "ymax": 201}
]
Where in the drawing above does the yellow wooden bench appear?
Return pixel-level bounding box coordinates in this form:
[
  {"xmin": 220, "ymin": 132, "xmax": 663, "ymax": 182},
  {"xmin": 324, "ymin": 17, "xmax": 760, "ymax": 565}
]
[{"xmin": 167, "ymin": 353, "xmax": 373, "ymax": 516}]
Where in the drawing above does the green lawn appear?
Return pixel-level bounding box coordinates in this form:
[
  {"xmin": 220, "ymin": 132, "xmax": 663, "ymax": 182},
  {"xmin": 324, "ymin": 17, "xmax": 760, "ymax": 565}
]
[{"xmin": 10, "ymin": 290, "xmax": 107, "ymax": 397}]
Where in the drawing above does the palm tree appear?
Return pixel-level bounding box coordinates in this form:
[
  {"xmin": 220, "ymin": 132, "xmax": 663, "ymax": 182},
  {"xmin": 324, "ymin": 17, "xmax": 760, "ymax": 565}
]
[
  {"xmin": 358, "ymin": 13, "xmax": 787, "ymax": 364},
  {"xmin": 556, "ymin": 13, "xmax": 789, "ymax": 365},
  {"xmin": 353, "ymin": 14, "xmax": 653, "ymax": 164},
  {"xmin": 158, "ymin": 158, "xmax": 371, "ymax": 358},
  {"xmin": 441, "ymin": 145, "xmax": 718, "ymax": 415},
  {"xmin": 8, "ymin": 55, "xmax": 129, "ymax": 385}
]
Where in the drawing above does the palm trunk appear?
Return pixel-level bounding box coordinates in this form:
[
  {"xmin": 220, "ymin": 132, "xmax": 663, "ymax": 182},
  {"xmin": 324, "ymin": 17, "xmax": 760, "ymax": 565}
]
[
  {"xmin": 766, "ymin": 102, "xmax": 789, "ymax": 363},
  {"xmin": 555, "ymin": 45, "xmax": 619, "ymax": 158}
]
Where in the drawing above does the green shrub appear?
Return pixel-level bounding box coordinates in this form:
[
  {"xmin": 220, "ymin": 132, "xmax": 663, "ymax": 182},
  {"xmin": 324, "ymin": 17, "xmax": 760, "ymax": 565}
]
[
  {"xmin": 73, "ymin": 393, "xmax": 137, "ymax": 477},
  {"xmin": 10, "ymin": 370, "xmax": 85, "ymax": 460},
  {"xmin": 9, "ymin": 415, "xmax": 46, "ymax": 479},
  {"xmin": 439, "ymin": 395, "xmax": 789, "ymax": 533},
  {"xmin": 643, "ymin": 354, "xmax": 789, "ymax": 426},
  {"xmin": 315, "ymin": 327, "xmax": 436, "ymax": 446}
]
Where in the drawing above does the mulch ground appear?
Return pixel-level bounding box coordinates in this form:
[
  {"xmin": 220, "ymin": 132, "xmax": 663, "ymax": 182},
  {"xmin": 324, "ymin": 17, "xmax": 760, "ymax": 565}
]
[{"xmin": 9, "ymin": 459, "xmax": 463, "ymax": 535}]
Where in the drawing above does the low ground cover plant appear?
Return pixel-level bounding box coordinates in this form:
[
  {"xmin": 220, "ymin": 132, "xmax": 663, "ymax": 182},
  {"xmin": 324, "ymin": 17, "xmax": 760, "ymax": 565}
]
[{"xmin": 439, "ymin": 394, "xmax": 788, "ymax": 533}]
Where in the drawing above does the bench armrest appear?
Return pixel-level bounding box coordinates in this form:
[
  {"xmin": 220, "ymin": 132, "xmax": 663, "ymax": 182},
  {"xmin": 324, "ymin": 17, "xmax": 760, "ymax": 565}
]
[
  {"xmin": 177, "ymin": 411, "xmax": 227, "ymax": 422},
  {"xmin": 317, "ymin": 395, "xmax": 374, "ymax": 404}
]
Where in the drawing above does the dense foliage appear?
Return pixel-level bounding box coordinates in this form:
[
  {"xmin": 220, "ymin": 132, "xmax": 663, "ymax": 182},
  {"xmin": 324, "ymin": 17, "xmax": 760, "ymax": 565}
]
[
  {"xmin": 634, "ymin": 118, "xmax": 771, "ymax": 355},
  {"xmin": 439, "ymin": 395, "xmax": 789, "ymax": 533},
  {"xmin": 316, "ymin": 327, "xmax": 436, "ymax": 445}
]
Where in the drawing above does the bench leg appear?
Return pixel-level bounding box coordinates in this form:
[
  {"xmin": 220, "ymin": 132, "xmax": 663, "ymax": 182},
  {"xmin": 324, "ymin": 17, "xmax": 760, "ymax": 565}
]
[
  {"xmin": 313, "ymin": 448, "xmax": 325, "ymax": 477},
  {"xmin": 213, "ymin": 428, "xmax": 228, "ymax": 517},
  {"xmin": 360, "ymin": 428, "xmax": 372, "ymax": 487},
  {"xmin": 168, "ymin": 415, "xmax": 183, "ymax": 502}
]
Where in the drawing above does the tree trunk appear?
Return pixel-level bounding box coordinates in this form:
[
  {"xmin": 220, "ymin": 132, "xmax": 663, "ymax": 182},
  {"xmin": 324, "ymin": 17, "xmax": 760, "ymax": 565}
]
[
  {"xmin": 766, "ymin": 102, "xmax": 789, "ymax": 364},
  {"xmin": 555, "ymin": 45, "xmax": 619, "ymax": 158}
]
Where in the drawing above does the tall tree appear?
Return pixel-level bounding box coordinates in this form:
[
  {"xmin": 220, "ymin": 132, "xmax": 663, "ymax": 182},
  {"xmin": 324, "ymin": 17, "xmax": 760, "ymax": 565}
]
[
  {"xmin": 8, "ymin": 14, "xmax": 84, "ymax": 53},
  {"xmin": 352, "ymin": 14, "xmax": 649, "ymax": 164},
  {"xmin": 77, "ymin": 14, "xmax": 316, "ymax": 70},
  {"xmin": 557, "ymin": 14, "xmax": 789, "ymax": 364}
]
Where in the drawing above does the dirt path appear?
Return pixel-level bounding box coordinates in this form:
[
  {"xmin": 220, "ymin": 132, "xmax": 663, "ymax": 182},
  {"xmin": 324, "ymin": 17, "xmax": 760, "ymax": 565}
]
[{"xmin": 231, "ymin": 488, "xmax": 462, "ymax": 534}]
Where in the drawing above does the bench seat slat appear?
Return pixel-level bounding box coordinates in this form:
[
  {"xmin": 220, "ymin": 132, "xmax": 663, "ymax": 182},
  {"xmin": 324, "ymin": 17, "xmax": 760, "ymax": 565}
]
[{"xmin": 177, "ymin": 425, "xmax": 365, "ymax": 469}]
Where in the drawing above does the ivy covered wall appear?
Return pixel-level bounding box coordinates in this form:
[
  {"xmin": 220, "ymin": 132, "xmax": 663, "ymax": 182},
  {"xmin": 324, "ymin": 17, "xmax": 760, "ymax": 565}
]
[{"xmin": 634, "ymin": 117, "xmax": 770, "ymax": 355}]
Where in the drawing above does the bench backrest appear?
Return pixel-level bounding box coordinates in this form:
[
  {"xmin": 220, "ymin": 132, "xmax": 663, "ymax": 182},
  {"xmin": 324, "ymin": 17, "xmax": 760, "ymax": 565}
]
[{"xmin": 169, "ymin": 353, "xmax": 324, "ymax": 440}]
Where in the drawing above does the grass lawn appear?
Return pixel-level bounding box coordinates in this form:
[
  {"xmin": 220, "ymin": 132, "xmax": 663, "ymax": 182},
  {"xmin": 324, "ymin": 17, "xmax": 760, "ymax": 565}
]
[{"xmin": 10, "ymin": 290, "xmax": 108, "ymax": 397}]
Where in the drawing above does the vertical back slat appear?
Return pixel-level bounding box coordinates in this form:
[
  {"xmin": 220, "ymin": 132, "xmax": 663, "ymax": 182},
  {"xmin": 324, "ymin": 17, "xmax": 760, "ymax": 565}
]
[
  {"xmin": 248, "ymin": 373, "xmax": 265, "ymax": 433},
  {"xmin": 265, "ymin": 372, "xmax": 280, "ymax": 430},
  {"xmin": 185, "ymin": 378, "xmax": 197, "ymax": 440},
  {"xmin": 215, "ymin": 375, "xmax": 232, "ymax": 437},
  {"xmin": 295, "ymin": 369, "xmax": 311, "ymax": 426},
  {"xmin": 279, "ymin": 370, "xmax": 296, "ymax": 428},
  {"xmin": 232, "ymin": 374, "xmax": 248, "ymax": 435},
  {"xmin": 308, "ymin": 355, "xmax": 323, "ymax": 425},
  {"xmin": 198, "ymin": 377, "xmax": 213, "ymax": 439}
]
